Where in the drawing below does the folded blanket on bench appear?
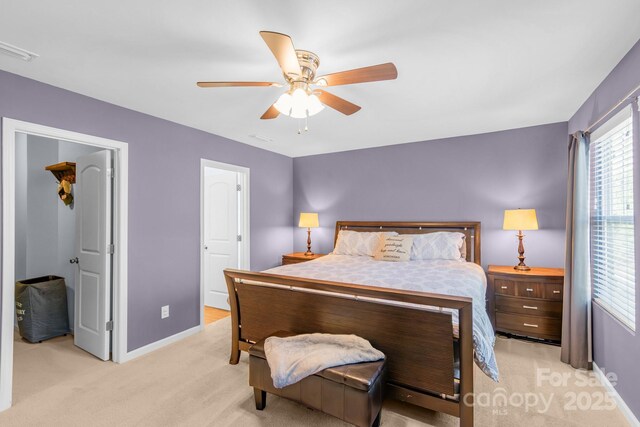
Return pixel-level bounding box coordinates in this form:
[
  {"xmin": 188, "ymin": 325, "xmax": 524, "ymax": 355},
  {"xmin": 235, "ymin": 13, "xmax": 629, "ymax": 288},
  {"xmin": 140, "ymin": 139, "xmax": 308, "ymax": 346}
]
[{"xmin": 264, "ymin": 333, "xmax": 385, "ymax": 389}]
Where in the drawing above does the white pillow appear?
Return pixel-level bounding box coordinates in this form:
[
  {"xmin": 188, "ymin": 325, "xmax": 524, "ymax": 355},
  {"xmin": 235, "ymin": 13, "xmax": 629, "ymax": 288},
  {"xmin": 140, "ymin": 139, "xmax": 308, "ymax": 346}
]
[
  {"xmin": 333, "ymin": 230, "xmax": 398, "ymax": 257},
  {"xmin": 410, "ymin": 232, "xmax": 466, "ymax": 261},
  {"xmin": 373, "ymin": 235, "xmax": 414, "ymax": 262}
]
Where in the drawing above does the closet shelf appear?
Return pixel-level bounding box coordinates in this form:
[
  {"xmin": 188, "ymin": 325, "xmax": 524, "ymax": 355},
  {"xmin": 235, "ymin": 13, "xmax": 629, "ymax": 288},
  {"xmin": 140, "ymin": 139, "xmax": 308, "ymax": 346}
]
[{"xmin": 45, "ymin": 162, "xmax": 76, "ymax": 184}]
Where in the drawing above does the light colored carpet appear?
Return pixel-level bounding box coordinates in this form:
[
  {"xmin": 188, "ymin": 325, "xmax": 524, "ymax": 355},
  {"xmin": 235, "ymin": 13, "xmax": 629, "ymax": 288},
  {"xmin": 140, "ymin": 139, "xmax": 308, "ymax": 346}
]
[{"xmin": 0, "ymin": 318, "xmax": 630, "ymax": 427}]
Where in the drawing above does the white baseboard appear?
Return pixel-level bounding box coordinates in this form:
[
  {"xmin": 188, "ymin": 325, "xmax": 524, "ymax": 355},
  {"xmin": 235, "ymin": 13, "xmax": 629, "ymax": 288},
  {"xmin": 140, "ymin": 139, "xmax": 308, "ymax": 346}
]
[
  {"xmin": 120, "ymin": 324, "xmax": 203, "ymax": 363},
  {"xmin": 593, "ymin": 362, "xmax": 640, "ymax": 427}
]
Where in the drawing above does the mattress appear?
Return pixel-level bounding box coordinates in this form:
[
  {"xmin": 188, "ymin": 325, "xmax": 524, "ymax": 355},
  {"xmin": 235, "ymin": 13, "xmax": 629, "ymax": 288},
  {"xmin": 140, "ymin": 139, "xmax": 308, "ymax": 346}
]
[{"xmin": 265, "ymin": 254, "xmax": 499, "ymax": 381}]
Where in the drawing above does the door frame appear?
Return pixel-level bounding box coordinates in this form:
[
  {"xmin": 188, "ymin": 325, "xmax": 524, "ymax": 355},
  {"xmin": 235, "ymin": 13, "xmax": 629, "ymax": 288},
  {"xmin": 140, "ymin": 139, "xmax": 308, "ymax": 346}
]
[
  {"xmin": 200, "ymin": 159, "xmax": 250, "ymax": 325},
  {"xmin": 1, "ymin": 118, "xmax": 129, "ymax": 411}
]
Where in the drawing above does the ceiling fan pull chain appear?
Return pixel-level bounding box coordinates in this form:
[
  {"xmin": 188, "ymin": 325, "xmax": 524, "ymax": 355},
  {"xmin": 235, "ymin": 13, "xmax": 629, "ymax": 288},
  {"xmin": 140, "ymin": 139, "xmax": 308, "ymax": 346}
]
[
  {"xmin": 305, "ymin": 110, "xmax": 309, "ymax": 132},
  {"xmin": 298, "ymin": 119, "xmax": 302, "ymax": 135}
]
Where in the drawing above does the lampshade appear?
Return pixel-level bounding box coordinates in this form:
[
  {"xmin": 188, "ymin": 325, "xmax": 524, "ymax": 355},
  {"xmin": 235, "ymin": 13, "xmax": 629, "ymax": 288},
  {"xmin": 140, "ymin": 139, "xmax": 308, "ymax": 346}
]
[
  {"xmin": 298, "ymin": 212, "xmax": 319, "ymax": 228},
  {"xmin": 503, "ymin": 209, "xmax": 539, "ymax": 231}
]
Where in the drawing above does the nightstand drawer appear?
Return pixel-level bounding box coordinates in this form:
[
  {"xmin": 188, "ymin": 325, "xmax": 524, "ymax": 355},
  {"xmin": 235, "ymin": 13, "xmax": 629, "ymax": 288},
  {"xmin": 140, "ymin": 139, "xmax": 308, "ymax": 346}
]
[
  {"xmin": 515, "ymin": 282, "xmax": 544, "ymax": 298},
  {"xmin": 496, "ymin": 312, "xmax": 561, "ymax": 341},
  {"xmin": 496, "ymin": 295, "xmax": 562, "ymax": 318},
  {"xmin": 545, "ymin": 283, "xmax": 563, "ymax": 300},
  {"xmin": 494, "ymin": 279, "xmax": 516, "ymax": 296}
]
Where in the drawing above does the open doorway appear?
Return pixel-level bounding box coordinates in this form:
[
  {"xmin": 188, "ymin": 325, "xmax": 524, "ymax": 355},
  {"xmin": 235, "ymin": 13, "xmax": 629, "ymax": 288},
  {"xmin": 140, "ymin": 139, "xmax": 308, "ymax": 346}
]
[
  {"xmin": 200, "ymin": 159, "xmax": 249, "ymax": 326},
  {"xmin": 1, "ymin": 119, "xmax": 129, "ymax": 411},
  {"xmin": 12, "ymin": 133, "xmax": 110, "ymax": 401}
]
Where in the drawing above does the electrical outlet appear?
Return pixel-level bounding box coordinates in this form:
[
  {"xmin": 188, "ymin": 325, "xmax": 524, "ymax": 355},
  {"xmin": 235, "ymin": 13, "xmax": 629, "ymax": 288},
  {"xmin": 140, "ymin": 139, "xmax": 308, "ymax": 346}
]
[{"xmin": 161, "ymin": 305, "xmax": 170, "ymax": 319}]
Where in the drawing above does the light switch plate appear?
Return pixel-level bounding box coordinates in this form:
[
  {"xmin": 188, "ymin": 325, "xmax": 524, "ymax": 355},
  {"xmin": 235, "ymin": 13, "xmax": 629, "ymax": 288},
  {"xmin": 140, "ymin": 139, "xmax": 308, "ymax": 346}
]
[{"xmin": 161, "ymin": 305, "xmax": 169, "ymax": 319}]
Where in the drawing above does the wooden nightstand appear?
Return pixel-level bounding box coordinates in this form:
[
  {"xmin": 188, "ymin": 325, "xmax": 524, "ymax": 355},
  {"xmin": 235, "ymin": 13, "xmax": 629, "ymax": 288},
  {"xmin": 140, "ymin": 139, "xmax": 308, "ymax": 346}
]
[
  {"xmin": 487, "ymin": 265, "xmax": 564, "ymax": 342},
  {"xmin": 282, "ymin": 252, "xmax": 325, "ymax": 265}
]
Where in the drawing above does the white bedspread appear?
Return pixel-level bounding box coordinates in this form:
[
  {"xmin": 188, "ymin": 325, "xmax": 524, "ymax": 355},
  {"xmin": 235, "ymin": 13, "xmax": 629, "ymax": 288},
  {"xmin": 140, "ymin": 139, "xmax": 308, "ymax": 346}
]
[{"xmin": 265, "ymin": 254, "xmax": 499, "ymax": 381}]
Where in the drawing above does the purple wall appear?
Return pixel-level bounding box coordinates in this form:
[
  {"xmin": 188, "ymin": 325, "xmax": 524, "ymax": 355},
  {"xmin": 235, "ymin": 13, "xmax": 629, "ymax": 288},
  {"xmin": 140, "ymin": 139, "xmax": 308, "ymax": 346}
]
[
  {"xmin": 293, "ymin": 122, "xmax": 568, "ymax": 269},
  {"xmin": 569, "ymin": 39, "xmax": 640, "ymax": 419},
  {"xmin": 0, "ymin": 70, "xmax": 293, "ymax": 351}
]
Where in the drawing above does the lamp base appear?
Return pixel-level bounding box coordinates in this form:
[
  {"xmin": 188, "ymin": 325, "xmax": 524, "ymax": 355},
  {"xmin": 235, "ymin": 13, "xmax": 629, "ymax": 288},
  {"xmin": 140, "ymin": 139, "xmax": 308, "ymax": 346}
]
[
  {"xmin": 304, "ymin": 228, "xmax": 313, "ymax": 256},
  {"xmin": 513, "ymin": 231, "xmax": 531, "ymax": 271}
]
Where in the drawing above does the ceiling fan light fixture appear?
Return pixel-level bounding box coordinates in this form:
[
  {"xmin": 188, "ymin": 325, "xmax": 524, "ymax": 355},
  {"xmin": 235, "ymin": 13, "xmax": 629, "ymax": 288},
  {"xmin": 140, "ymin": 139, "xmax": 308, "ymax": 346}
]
[
  {"xmin": 197, "ymin": 31, "xmax": 398, "ymax": 125},
  {"xmin": 291, "ymin": 87, "xmax": 307, "ymax": 105},
  {"xmin": 274, "ymin": 87, "xmax": 324, "ymax": 118},
  {"xmin": 290, "ymin": 88, "xmax": 309, "ymax": 118},
  {"xmin": 307, "ymin": 94, "xmax": 324, "ymax": 116},
  {"xmin": 274, "ymin": 92, "xmax": 293, "ymax": 115}
]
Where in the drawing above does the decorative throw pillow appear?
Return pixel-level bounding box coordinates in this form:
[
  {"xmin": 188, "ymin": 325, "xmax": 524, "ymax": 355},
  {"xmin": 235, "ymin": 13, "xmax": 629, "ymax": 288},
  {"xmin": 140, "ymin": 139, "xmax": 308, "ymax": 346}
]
[
  {"xmin": 460, "ymin": 239, "xmax": 467, "ymax": 260},
  {"xmin": 410, "ymin": 232, "xmax": 466, "ymax": 261},
  {"xmin": 373, "ymin": 235, "xmax": 414, "ymax": 262},
  {"xmin": 333, "ymin": 230, "xmax": 398, "ymax": 257}
]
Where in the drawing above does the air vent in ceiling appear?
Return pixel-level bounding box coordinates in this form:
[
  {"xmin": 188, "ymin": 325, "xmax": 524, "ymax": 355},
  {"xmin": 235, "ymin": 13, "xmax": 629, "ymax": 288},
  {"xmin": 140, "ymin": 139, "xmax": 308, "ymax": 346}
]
[
  {"xmin": 0, "ymin": 41, "xmax": 39, "ymax": 62},
  {"xmin": 249, "ymin": 134, "xmax": 273, "ymax": 143}
]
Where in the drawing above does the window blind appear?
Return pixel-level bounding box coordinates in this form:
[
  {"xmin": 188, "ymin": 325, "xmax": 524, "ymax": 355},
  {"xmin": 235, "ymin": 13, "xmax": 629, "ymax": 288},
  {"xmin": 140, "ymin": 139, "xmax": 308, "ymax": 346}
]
[{"xmin": 589, "ymin": 106, "xmax": 636, "ymax": 330}]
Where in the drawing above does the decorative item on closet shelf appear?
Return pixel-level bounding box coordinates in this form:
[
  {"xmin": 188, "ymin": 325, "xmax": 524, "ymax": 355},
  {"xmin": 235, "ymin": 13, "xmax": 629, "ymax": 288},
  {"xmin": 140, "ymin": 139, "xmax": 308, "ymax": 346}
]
[
  {"xmin": 298, "ymin": 212, "xmax": 319, "ymax": 256},
  {"xmin": 45, "ymin": 162, "xmax": 76, "ymax": 183},
  {"xmin": 45, "ymin": 162, "xmax": 76, "ymax": 206},
  {"xmin": 503, "ymin": 208, "xmax": 538, "ymax": 271},
  {"xmin": 282, "ymin": 252, "xmax": 325, "ymax": 265},
  {"xmin": 487, "ymin": 265, "xmax": 564, "ymax": 343}
]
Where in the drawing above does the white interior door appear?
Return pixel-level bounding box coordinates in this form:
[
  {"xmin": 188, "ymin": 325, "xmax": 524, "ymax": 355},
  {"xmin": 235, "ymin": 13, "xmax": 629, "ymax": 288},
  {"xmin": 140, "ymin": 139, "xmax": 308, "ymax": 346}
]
[
  {"xmin": 74, "ymin": 150, "xmax": 112, "ymax": 360},
  {"xmin": 203, "ymin": 168, "xmax": 239, "ymax": 309}
]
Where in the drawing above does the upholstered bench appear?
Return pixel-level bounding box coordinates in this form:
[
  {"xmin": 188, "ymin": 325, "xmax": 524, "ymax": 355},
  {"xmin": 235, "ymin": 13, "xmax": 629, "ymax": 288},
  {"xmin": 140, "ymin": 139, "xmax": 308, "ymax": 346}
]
[{"xmin": 249, "ymin": 331, "xmax": 386, "ymax": 427}]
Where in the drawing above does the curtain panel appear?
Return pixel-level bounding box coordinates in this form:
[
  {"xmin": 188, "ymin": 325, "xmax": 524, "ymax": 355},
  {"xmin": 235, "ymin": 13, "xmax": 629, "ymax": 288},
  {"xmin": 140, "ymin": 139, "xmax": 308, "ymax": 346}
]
[{"xmin": 561, "ymin": 131, "xmax": 592, "ymax": 369}]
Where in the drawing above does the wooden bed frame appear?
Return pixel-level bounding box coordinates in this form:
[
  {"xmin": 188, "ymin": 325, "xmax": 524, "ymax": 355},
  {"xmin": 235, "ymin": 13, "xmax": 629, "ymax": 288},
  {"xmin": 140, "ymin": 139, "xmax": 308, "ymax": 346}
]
[{"xmin": 224, "ymin": 221, "xmax": 481, "ymax": 427}]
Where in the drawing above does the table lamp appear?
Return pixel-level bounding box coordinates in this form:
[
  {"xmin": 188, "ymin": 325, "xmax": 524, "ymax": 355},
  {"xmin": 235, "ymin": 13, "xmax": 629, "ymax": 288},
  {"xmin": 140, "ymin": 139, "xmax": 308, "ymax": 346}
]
[
  {"xmin": 503, "ymin": 208, "xmax": 538, "ymax": 271},
  {"xmin": 298, "ymin": 212, "xmax": 319, "ymax": 256}
]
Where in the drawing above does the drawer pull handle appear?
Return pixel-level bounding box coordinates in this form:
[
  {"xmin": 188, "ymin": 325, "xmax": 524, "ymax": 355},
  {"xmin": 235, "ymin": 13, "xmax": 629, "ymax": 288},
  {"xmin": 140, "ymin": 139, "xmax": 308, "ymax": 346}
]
[
  {"xmin": 501, "ymin": 286, "xmax": 508, "ymax": 289},
  {"xmin": 553, "ymin": 290, "xmax": 561, "ymax": 294},
  {"xmin": 523, "ymin": 305, "xmax": 538, "ymax": 310},
  {"xmin": 523, "ymin": 323, "xmax": 538, "ymax": 328},
  {"xmin": 526, "ymin": 288, "xmax": 534, "ymax": 292}
]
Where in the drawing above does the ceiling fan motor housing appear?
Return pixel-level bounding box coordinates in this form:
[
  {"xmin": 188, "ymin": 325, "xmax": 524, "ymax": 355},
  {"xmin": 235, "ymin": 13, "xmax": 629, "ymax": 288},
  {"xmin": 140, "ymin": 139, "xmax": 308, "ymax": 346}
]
[{"xmin": 291, "ymin": 50, "xmax": 320, "ymax": 85}]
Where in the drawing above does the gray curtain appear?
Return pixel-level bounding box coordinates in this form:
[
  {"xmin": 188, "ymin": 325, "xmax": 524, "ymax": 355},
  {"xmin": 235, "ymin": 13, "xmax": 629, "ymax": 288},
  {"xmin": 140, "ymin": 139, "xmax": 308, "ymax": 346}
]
[{"xmin": 561, "ymin": 131, "xmax": 592, "ymax": 369}]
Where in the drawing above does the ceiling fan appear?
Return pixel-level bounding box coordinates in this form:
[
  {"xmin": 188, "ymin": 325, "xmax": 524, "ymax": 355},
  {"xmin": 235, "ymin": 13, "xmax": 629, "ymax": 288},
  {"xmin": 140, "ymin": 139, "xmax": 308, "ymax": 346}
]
[{"xmin": 197, "ymin": 31, "xmax": 398, "ymax": 123}]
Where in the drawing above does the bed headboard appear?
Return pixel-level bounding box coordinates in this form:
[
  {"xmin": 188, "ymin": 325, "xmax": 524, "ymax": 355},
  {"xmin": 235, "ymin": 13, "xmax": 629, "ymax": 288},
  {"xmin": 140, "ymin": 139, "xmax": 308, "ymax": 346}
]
[{"xmin": 333, "ymin": 221, "xmax": 481, "ymax": 265}]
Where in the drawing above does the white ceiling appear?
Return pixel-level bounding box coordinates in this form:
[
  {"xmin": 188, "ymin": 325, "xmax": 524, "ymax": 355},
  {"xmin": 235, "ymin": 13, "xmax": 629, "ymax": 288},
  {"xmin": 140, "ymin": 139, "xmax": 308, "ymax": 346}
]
[{"xmin": 1, "ymin": 1, "xmax": 639, "ymax": 157}]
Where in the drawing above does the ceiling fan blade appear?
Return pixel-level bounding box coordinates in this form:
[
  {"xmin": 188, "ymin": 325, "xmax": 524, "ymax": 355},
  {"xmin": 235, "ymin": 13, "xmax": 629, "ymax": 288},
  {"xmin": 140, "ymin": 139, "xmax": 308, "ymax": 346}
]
[
  {"xmin": 197, "ymin": 81, "xmax": 280, "ymax": 88},
  {"xmin": 260, "ymin": 104, "xmax": 280, "ymax": 120},
  {"xmin": 315, "ymin": 63, "xmax": 398, "ymax": 86},
  {"xmin": 259, "ymin": 31, "xmax": 301, "ymax": 78},
  {"xmin": 315, "ymin": 90, "xmax": 361, "ymax": 115}
]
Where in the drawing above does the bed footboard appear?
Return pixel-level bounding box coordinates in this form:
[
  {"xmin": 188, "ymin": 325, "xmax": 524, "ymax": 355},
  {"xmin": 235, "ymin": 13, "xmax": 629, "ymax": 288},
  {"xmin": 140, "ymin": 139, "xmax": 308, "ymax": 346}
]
[{"xmin": 224, "ymin": 269, "xmax": 474, "ymax": 426}]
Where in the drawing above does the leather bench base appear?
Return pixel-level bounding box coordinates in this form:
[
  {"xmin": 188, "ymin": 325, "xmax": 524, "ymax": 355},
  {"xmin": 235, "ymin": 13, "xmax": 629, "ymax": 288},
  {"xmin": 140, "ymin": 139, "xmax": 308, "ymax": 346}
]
[
  {"xmin": 250, "ymin": 356, "xmax": 383, "ymax": 427},
  {"xmin": 248, "ymin": 332, "xmax": 385, "ymax": 427}
]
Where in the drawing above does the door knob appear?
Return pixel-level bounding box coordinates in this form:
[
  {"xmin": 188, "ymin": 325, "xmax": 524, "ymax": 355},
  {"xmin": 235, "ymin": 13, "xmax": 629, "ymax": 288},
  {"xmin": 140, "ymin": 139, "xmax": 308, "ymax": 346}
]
[
  {"xmin": 70, "ymin": 257, "xmax": 79, "ymax": 264},
  {"xmin": 204, "ymin": 245, "xmax": 208, "ymax": 250}
]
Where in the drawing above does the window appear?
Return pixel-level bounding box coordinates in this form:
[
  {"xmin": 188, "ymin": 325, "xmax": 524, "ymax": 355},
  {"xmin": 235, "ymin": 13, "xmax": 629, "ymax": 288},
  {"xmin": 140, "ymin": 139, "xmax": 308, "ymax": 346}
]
[{"xmin": 589, "ymin": 106, "xmax": 636, "ymax": 330}]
